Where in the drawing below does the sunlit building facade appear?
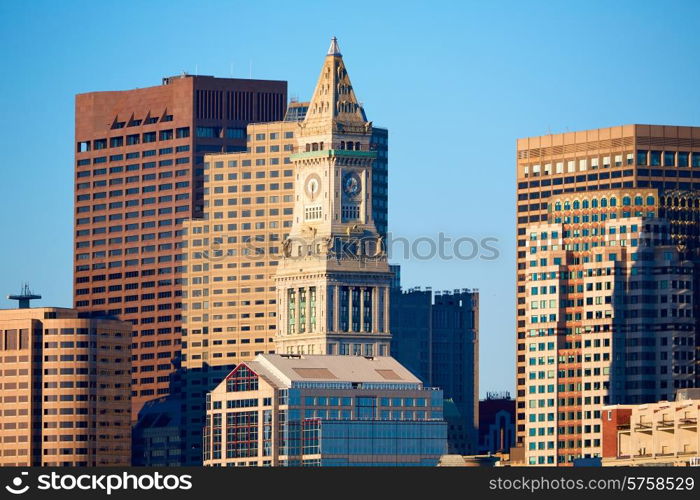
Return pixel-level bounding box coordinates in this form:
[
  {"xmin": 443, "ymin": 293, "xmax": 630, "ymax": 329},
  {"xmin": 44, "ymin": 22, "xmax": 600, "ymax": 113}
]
[
  {"xmin": 515, "ymin": 125, "xmax": 700, "ymax": 457},
  {"xmin": 522, "ymin": 188, "xmax": 696, "ymax": 465},
  {"xmin": 0, "ymin": 305, "xmax": 131, "ymax": 466}
]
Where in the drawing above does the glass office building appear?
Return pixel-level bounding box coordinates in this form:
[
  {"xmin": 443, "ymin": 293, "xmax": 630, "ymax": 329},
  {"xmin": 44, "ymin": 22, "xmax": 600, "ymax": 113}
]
[{"xmin": 204, "ymin": 354, "xmax": 447, "ymax": 466}]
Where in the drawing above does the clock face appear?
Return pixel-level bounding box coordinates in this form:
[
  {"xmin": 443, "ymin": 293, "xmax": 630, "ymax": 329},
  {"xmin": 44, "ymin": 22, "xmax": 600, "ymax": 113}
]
[
  {"xmin": 304, "ymin": 173, "xmax": 321, "ymax": 200},
  {"xmin": 343, "ymin": 172, "xmax": 361, "ymax": 198}
]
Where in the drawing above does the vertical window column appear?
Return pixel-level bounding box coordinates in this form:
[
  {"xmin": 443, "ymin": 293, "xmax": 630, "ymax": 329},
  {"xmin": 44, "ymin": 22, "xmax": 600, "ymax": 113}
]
[
  {"xmin": 347, "ymin": 286, "xmax": 353, "ymax": 332},
  {"xmin": 351, "ymin": 287, "xmax": 361, "ymax": 332},
  {"xmin": 359, "ymin": 286, "xmax": 366, "ymax": 332},
  {"xmin": 299, "ymin": 287, "xmax": 306, "ymax": 334},
  {"xmin": 308, "ymin": 287, "xmax": 316, "ymax": 333},
  {"xmin": 339, "ymin": 286, "xmax": 349, "ymax": 332},
  {"xmin": 287, "ymin": 288, "xmax": 296, "ymax": 334},
  {"xmin": 362, "ymin": 287, "xmax": 372, "ymax": 332},
  {"xmin": 371, "ymin": 286, "xmax": 379, "ymax": 333}
]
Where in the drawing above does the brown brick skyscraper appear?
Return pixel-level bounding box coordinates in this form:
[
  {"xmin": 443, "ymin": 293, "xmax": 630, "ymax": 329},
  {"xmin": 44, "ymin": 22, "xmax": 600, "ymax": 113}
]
[
  {"xmin": 74, "ymin": 75, "xmax": 287, "ymax": 416},
  {"xmin": 0, "ymin": 302, "xmax": 132, "ymax": 467}
]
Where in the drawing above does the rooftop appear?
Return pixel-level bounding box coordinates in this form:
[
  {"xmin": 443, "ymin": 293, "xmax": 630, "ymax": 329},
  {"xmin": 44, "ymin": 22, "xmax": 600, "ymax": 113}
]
[{"xmin": 245, "ymin": 354, "xmax": 422, "ymax": 387}]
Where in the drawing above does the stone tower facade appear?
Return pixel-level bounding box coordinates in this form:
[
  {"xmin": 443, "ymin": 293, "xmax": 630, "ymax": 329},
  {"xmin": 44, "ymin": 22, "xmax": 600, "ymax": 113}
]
[{"xmin": 274, "ymin": 38, "xmax": 392, "ymax": 356}]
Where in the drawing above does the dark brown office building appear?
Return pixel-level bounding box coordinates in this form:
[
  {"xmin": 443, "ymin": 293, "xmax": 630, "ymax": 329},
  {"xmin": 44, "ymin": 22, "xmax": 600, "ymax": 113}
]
[{"xmin": 74, "ymin": 75, "xmax": 287, "ymax": 417}]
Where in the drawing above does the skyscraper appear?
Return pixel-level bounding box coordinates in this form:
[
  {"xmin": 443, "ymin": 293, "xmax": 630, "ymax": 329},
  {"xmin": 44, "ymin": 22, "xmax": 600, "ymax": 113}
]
[
  {"xmin": 0, "ymin": 295, "xmax": 131, "ymax": 467},
  {"xmin": 522, "ymin": 189, "xmax": 695, "ymax": 465},
  {"xmin": 73, "ymin": 75, "xmax": 287, "ymax": 417},
  {"xmin": 515, "ymin": 125, "xmax": 700, "ymax": 464},
  {"xmin": 390, "ymin": 282, "xmax": 480, "ymax": 453},
  {"xmin": 274, "ymin": 37, "xmax": 393, "ymax": 356}
]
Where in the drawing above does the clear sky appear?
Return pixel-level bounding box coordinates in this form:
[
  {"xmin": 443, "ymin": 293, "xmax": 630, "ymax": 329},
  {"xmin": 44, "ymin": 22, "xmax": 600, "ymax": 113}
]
[{"xmin": 1, "ymin": 0, "xmax": 700, "ymax": 396}]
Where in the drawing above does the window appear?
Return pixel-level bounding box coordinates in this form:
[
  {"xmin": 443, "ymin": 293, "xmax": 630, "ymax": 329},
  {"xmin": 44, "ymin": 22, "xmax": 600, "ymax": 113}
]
[
  {"xmin": 691, "ymin": 152, "xmax": 700, "ymax": 168},
  {"xmin": 341, "ymin": 205, "xmax": 359, "ymax": 221},
  {"xmin": 304, "ymin": 206, "xmax": 322, "ymax": 221},
  {"xmin": 636, "ymin": 150, "xmax": 647, "ymax": 166},
  {"xmin": 664, "ymin": 151, "xmax": 675, "ymax": 166},
  {"xmin": 355, "ymin": 396, "xmax": 376, "ymax": 419},
  {"xmin": 197, "ymin": 126, "xmax": 221, "ymax": 138},
  {"xmin": 650, "ymin": 150, "xmax": 661, "ymax": 166},
  {"xmin": 176, "ymin": 127, "xmax": 190, "ymax": 138},
  {"xmin": 226, "ymin": 128, "xmax": 245, "ymax": 139},
  {"xmin": 226, "ymin": 364, "xmax": 258, "ymax": 392}
]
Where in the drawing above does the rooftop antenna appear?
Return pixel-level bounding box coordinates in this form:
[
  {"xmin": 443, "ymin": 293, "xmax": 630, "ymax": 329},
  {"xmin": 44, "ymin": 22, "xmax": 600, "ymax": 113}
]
[
  {"xmin": 230, "ymin": 62, "xmax": 234, "ymax": 77},
  {"xmin": 8, "ymin": 284, "xmax": 41, "ymax": 309},
  {"xmin": 195, "ymin": 64, "xmax": 198, "ymax": 76},
  {"xmin": 249, "ymin": 59, "xmax": 252, "ymax": 79}
]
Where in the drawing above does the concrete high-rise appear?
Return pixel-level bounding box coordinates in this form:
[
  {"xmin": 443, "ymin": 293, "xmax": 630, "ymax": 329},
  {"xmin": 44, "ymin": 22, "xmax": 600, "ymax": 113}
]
[
  {"xmin": 390, "ymin": 281, "xmax": 480, "ymax": 454},
  {"xmin": 515, "ymin": 125, "xmax": 700, "ymax": 455},
  {"xmin": 0, "ymin": 295, "xmax": 131, "ymax": 466},
  {"xmin": 73, "ymin": 75, "xmax": 287, "ymax": 417}
]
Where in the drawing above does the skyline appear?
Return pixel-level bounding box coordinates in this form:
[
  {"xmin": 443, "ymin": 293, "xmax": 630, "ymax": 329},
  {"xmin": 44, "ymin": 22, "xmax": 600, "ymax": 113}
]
[{"xmin": 3, "ymin": 0, "xmax": 700, "ymax": 397}]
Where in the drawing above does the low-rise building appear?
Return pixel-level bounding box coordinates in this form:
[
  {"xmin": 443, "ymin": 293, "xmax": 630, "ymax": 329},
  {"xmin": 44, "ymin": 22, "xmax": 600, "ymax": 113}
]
[
  {"xmin": 602, "ymin": 389, "xmax": 700, "ymax": 466},
  {"xmin": 479, "ymin": 392, "xmax": 515, "ymax": 454},
  {"xmin": 203, "ymin": 354, "xmax": 447, "ymax": 466}
]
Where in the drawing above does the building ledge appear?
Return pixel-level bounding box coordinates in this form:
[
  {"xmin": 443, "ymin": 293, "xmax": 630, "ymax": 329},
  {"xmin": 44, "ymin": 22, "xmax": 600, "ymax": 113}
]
[{"xmin": 291, "ymin": 149, "xmax": 378, "ymax": 160}]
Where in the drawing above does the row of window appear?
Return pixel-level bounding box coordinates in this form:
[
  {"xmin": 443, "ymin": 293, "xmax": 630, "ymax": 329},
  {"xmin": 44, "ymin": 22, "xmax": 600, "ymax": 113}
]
[
  {"xmin": 76, "ymin": 146, "xmax": 190, "ymax": 167},
  {"xmin": 521, "ymin": 151, "xmax": 700, "ymax": 178},
  {"xmin": 77, "ymin": 183, "xmax": 190, "ymax": 198},
  {"xmin": 77, "ymin": 127, "xmax": 189, "ymax": 152},
  {"xmin": 78, "ymin": 168, "xmax": 189, "ymax": 182}
]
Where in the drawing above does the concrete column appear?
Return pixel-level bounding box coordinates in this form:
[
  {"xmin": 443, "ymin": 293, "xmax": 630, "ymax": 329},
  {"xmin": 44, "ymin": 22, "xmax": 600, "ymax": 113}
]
[
  {"xmin": 280, "ymin": 287, "xmax": 286, "ymax": 336},
  {"xmin": 383, "ymin": 287, "xmax": 390, "ymax": 333}
]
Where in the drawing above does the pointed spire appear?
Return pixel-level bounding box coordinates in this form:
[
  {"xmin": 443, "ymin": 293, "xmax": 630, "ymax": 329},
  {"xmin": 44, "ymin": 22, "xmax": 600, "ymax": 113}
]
[
  {"xmin": 304, "ymin": 38, "xmax": 367, "ymax": 130},
  {"xmin": 327, "ymin": 36, "xmax": 342, "ymax": 56}
]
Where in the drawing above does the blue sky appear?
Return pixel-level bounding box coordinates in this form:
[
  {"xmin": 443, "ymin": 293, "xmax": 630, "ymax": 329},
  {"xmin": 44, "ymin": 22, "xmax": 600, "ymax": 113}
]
[{"xmin": 1, "ymin": 0, "xmax": 700, "ymax": 396}]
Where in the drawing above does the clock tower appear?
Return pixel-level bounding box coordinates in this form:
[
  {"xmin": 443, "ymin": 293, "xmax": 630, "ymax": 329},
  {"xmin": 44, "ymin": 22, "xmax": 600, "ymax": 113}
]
[{"xmin": 274, "ymin": 38, "xmax": 392, "ymax": 356}]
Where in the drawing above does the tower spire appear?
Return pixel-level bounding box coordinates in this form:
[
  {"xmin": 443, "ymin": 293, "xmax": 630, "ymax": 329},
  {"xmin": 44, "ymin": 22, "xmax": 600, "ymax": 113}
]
[
  {"xmin": 304, "ymin": 37, "xmax": 367, "ymax": 130},
  {"xmin": 327, "ymin": 36, "xmax": 342, "ymax": 56}
]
